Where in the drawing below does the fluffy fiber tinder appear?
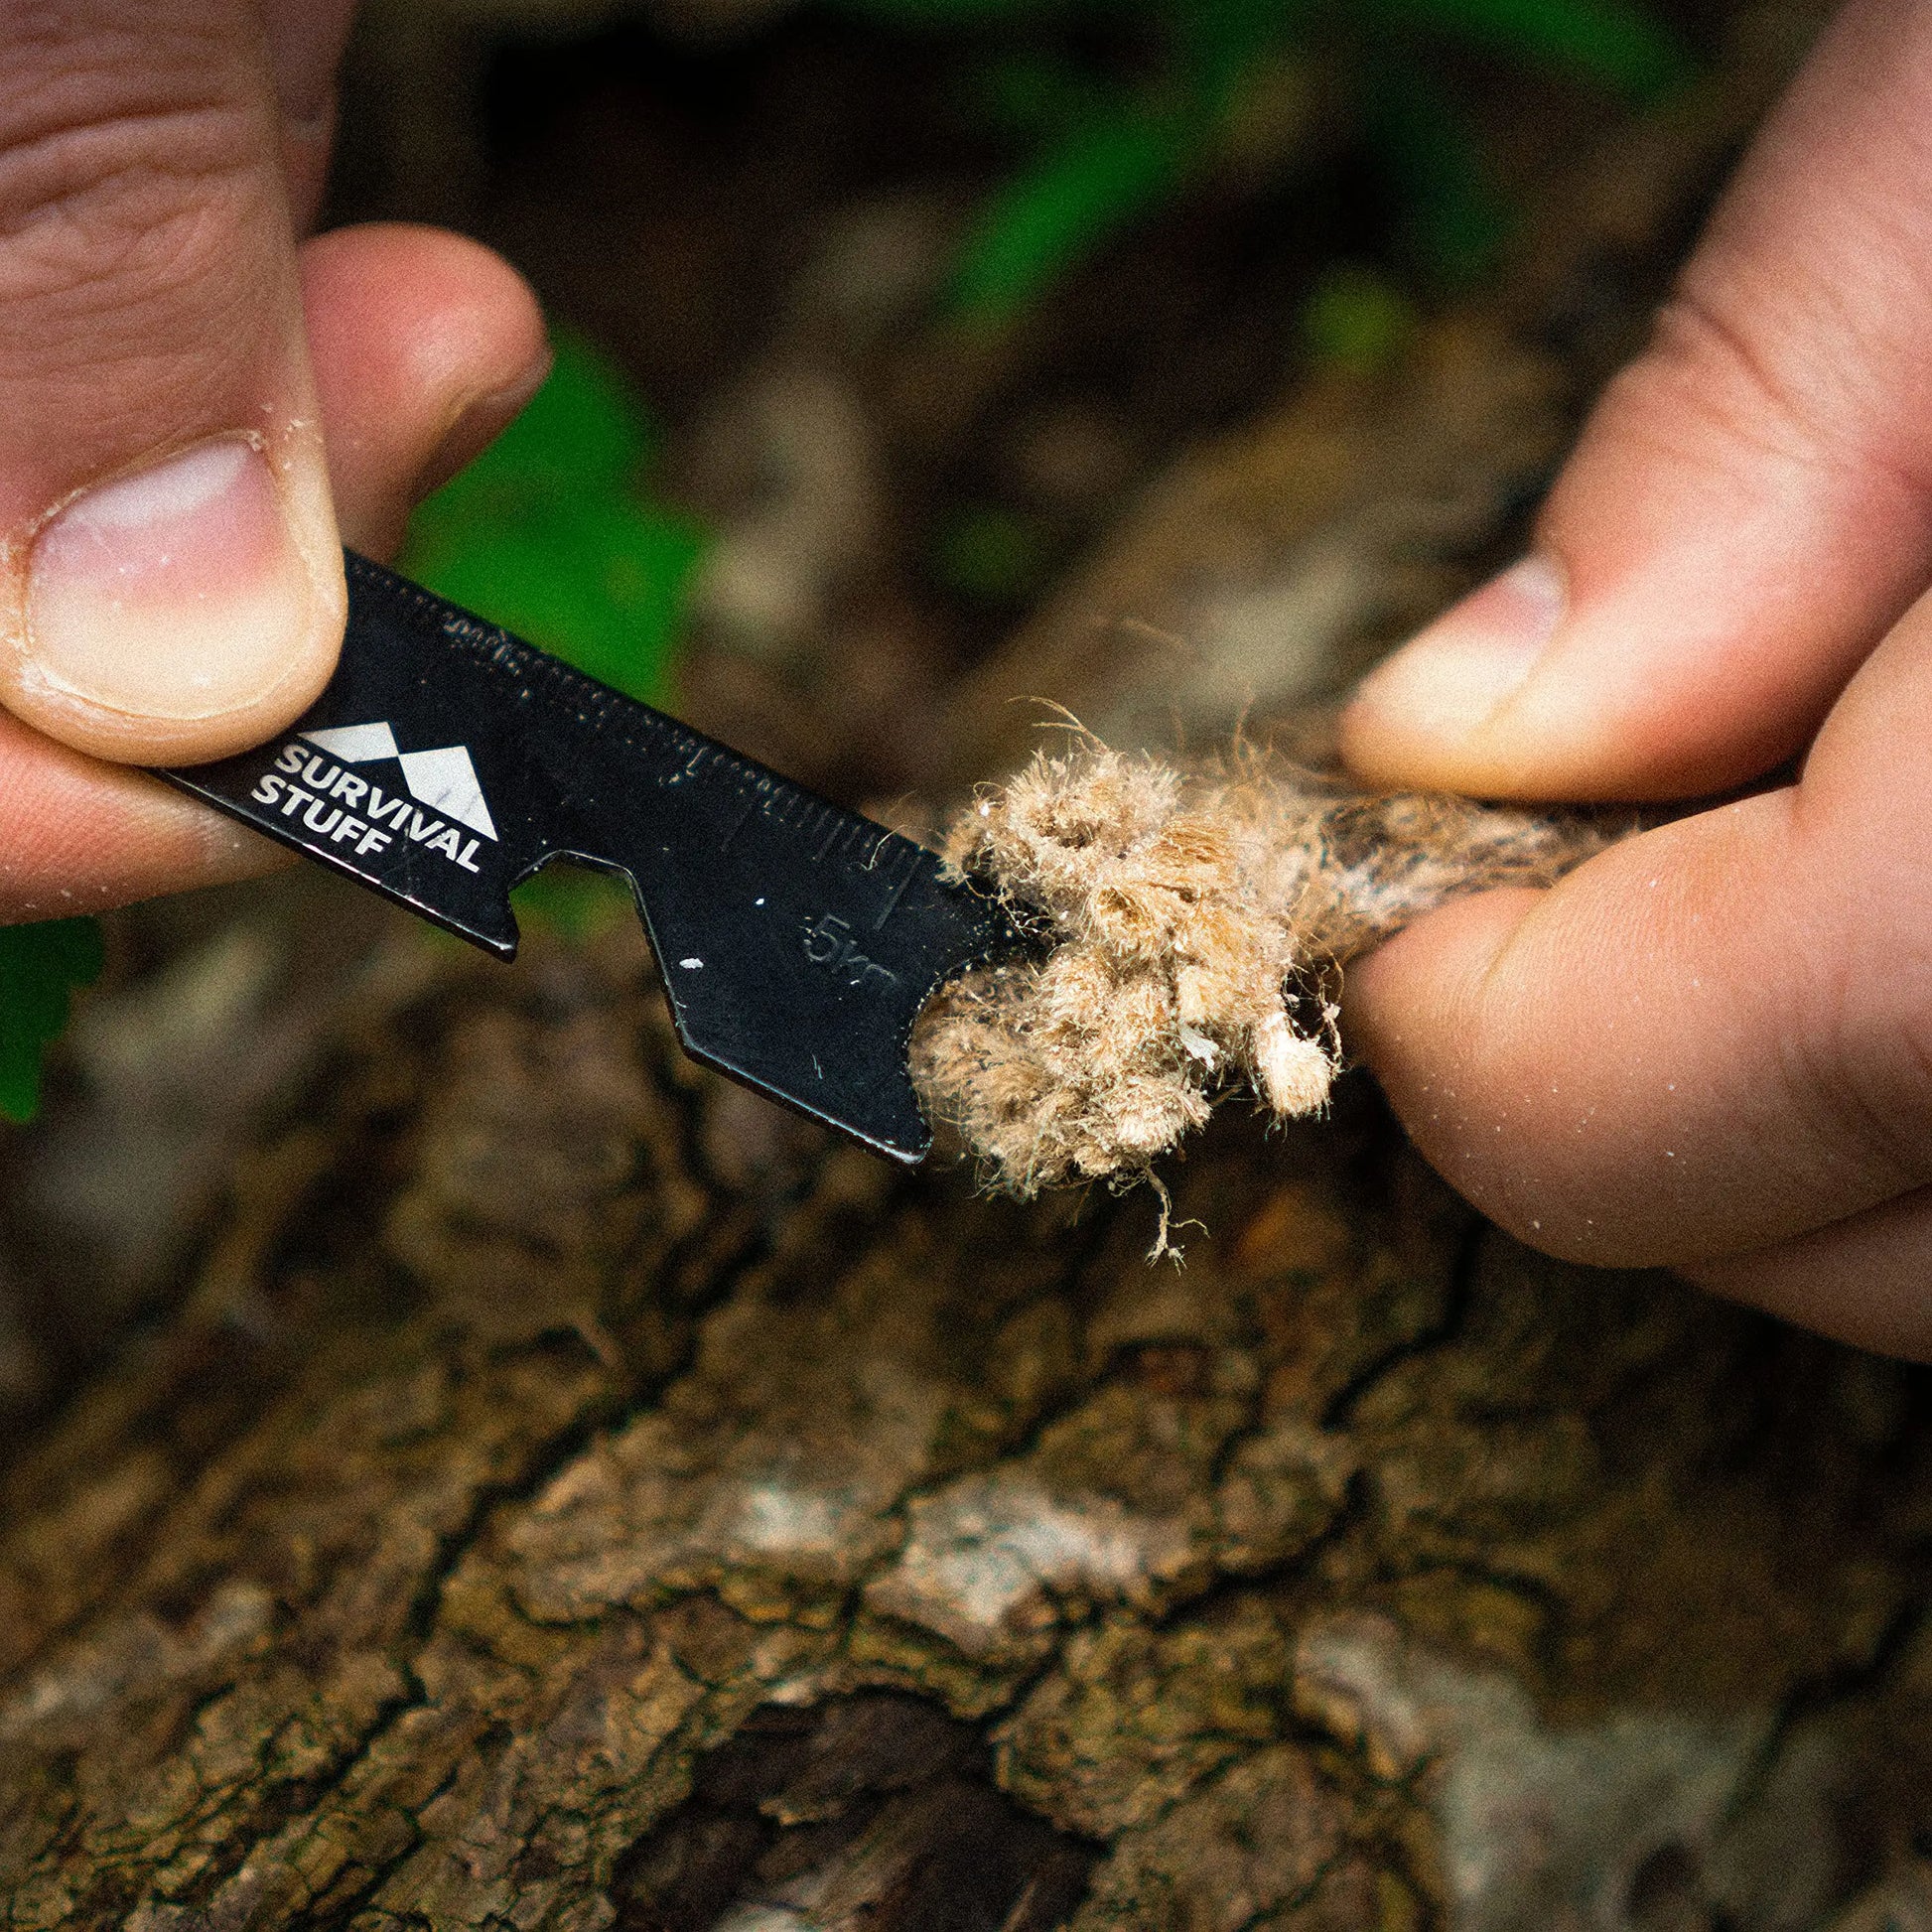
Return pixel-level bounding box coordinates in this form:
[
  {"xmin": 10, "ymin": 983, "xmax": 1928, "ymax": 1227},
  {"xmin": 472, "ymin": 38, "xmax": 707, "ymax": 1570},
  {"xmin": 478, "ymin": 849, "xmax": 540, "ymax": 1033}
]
[{"xmin": 910, "ymin": 744, "xmax": 1617, "ymax": 1201}]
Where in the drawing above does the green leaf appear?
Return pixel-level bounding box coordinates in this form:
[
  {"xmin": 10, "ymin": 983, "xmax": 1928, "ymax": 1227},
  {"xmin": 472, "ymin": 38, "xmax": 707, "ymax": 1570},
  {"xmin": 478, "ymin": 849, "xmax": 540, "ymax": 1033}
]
[
  {"xmin": 933, "ymin": 1, "xmax": 1310, "ymax": 324},
  {"xmin": 508, "ymin": 865, "xmax": 636, "ymax": 941},
  {"xmin": 0, "ymin": 917, "xmax": 103, "ymax": 1124},
  {"xmin": 1368, "ymin": 0, "xmax": 1696, "ymax": 102},
  {"xmin": 403, "ymin": 333, "xmax": 706, "ymax": 707},
  {"xmin": 948, "ymin": 101, "xmax": 1196, "ymax": 323},
  {"xmin": 1367, "ymin": 56, "xmax": 1512, "ymax": 287},
  {"xmin": 408, "ymin": 501, "xmax": 706, "ymax": 706},
  {"xmin": 1303, "ymin": 263, "xmax": 1415, "ymax": 373}
]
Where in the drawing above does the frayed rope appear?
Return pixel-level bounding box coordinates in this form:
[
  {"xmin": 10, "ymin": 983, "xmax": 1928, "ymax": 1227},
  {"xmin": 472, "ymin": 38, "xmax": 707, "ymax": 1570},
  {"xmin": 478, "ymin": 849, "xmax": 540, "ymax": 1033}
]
[{"xmin": 910, "ymin": 742, "xmax": 1625, "ymax": 1222}]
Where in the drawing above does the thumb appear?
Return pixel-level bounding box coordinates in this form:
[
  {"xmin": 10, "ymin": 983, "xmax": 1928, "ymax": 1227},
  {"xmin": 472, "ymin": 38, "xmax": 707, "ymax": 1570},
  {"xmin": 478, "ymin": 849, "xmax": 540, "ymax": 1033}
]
[
  {"xmin": 0, "ymin": 2, "xmax": 344, "ymax": 767},
  {"xmin": 1341, "ymin": 0, "xmax": 1932, "ymax": 802}
]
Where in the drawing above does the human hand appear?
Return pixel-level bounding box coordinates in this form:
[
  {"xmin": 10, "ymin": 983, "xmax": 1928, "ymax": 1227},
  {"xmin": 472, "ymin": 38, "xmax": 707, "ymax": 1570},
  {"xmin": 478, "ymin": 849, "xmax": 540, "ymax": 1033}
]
[
  {"xmin": 1338, "ymin": 0, "xmax": 1932, "ymax": 1355},
  {"xmin": 0, "ymin": 3, "xmax": 549, "ymax": 921}
]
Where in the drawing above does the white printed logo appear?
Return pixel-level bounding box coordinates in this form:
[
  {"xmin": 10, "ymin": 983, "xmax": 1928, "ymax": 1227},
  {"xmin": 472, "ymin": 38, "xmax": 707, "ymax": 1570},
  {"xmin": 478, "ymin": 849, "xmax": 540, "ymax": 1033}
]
[
  {"xmin": 248, "ymin": 722, "xmax": 499, "ymax": 875},
  {"xmin": 303, "ymin": 723, "xmax": 497, "ymax": 839}
]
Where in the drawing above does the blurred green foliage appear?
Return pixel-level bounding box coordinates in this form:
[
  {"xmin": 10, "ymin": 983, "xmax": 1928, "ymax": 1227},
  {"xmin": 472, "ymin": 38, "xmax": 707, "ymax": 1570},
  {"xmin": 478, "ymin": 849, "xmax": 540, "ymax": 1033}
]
[
  {"xmin": 404, "ymin": 333, "xmax": 707, "ymax": 705},
  {"xmin": 0, "ymin": 917, "xmax": 103, "ymax": 1124},
  {"xmin": 834, "ymin": 0, "xmax": 1696, "ymax": 325},
  {"xmin": 405, "ymin": 332, "xmax": 710, "ymax": 937},
  {"xmin": 1302, "ymin": 260, "xmax": 1416, "ymax": 373},
  {"xmin": 937, "ymin": 502, "xmax": 1056, "ymax": 603}
]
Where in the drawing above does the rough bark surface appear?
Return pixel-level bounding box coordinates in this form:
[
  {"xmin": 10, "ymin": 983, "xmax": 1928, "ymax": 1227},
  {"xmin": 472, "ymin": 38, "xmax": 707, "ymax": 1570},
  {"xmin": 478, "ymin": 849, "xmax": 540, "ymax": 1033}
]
[{"xmin": 4, "ymin": 919, "xmax": 1932, "ymax": 1932}]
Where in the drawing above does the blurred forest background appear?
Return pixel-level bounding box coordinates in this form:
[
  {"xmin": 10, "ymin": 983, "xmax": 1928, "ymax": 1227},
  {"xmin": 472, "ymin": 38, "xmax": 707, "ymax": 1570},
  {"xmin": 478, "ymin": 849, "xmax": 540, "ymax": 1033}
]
[{"xmin": 23, "ymin": 7, "xmax": 1932, "ymax": 1932}]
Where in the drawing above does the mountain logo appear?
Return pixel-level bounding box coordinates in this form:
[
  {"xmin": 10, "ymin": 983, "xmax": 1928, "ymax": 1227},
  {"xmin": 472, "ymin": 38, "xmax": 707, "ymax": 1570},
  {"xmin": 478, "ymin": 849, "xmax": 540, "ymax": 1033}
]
[{"xmin": 300, "ymin": 723, "xmax": 498, "ymax": 840}]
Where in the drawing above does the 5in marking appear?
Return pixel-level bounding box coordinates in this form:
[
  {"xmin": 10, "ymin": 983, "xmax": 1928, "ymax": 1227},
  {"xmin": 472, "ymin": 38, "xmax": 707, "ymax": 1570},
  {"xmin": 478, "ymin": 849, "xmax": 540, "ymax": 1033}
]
[{"xmin": 802, "ymin": 914, "xmax": 898, "ymax": 992}]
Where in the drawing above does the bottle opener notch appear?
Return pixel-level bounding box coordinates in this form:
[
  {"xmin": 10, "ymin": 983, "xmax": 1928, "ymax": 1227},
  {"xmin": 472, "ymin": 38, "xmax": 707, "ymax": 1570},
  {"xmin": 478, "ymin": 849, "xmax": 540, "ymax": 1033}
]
[{"xmin": 159, "ymin": 552, "xmax": 1025, "ymax": 1165}]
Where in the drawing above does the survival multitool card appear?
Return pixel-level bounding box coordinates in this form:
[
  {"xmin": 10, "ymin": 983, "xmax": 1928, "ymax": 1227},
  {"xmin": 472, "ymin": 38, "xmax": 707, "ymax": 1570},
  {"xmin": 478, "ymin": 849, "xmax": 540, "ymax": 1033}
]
[{"xmin": 158, "ymin": 552, "xmax": 1026, "ymax": 1164}]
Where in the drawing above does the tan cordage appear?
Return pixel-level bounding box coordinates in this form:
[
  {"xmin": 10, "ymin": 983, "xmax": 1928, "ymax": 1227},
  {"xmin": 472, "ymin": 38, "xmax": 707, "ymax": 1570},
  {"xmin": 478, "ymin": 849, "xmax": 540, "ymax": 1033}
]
[{"xmin": 911, "ymin": 742, "xmax": 1620, "ymax": 1205}]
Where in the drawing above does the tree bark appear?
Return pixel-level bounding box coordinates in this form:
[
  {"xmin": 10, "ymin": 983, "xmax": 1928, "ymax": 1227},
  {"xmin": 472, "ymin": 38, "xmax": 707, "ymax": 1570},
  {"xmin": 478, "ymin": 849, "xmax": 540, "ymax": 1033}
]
[
  {"xmin": 9, "ymin": 9, "xmax": 1932, "ymax": 1928},
  {"xmin": 4, "ymin": 918, "xmax": 1931, "ymax": 1932}
]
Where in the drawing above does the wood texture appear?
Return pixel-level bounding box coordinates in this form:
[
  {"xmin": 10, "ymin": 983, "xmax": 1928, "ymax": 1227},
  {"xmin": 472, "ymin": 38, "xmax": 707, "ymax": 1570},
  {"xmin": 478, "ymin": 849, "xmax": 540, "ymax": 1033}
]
[{"xmin": 3, "ymin": 920, "xmax": 1931, "ymax": 1930}]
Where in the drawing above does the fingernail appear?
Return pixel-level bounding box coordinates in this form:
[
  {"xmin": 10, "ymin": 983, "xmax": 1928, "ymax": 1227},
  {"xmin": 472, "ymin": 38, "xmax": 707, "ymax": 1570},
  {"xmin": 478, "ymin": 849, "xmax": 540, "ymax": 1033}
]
[
  {"xmin": 24, "ymin": 438, "xmax": 317, "ymax": 728},
  {"xmin": 416, "ymin": 345, "xmax": 555, "ymax": 499},
  {"xmin": 1355, "ymin": 554, "xmax": 1567, "ymax": 740}
]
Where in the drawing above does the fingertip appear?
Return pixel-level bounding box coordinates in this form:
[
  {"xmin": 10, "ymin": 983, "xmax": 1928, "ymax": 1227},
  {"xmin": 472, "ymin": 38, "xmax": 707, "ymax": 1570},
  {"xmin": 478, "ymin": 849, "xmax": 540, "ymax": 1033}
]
[
  {"xmin": 302, "ymin": 224, "xmax": 550, "ymax": 404},
  {"xmin": 1, "ymin": 425, "xmax": 345, "ymax": 768},
  {"xmin": 1338, "ymin": 558, "xmax": 1566, "ymax": 795},
  {"xmin": 1684, "ymin": 1185, "xmax": 1932, "ymax": 1361},
  {"xmin": 1340, "ymin": 539, "xmax": 1825, "ymax": 803},
  {"xmin": 301, "ymin": 224, "xmax": 552, "ymax": 558},
  {"xmin": 412, "ymin": 337, "xmax": 555, "ymax": 502},
  {"xmin": 1346, "ymin": 0, "xmax": 1932, "ymax": 805},
  {"xmin": 1342, "ymin": 782, "xmax": 1926, "ymax": 1271},
  {"xmin": 1343, "ymin": 882, "xmax": 1541, "ymax": 1031},
  {"xmin": 0, "ymin": 709, "xmax": 289, "ymax": 921}
]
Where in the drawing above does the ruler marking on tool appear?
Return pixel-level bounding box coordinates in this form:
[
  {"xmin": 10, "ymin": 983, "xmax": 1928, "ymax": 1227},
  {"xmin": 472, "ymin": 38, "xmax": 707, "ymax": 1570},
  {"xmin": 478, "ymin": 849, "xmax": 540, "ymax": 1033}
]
[
  {"xmin": 719, "ymin": 786, "xmax": 762, "ymax": 855},
  {"xmin": 873, "ymin": 847, "xmax": 921, "ymax": 932},
  {"xmin": 811, "ymin": 814, "xmax": 844, "ymax": 864}
]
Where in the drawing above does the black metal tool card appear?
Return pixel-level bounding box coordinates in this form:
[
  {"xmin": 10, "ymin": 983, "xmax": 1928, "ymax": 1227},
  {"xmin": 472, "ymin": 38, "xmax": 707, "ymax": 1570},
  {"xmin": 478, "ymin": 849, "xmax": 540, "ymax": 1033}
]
[{"xmin": 159, "ymin": 552, "xmax": 1023, "ymax": 1164}]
